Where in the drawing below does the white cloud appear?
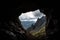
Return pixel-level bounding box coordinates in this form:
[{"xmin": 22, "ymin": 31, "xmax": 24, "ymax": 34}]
[
  {"xmin": 19, "ymin": 12, "xmax": 35, "ymax": 20},
  {"xmin": 19, "ymin": 9, "xmax": 45, "ymax": 22},
  {"xmin": 20, "ymin": 19, "xmax": 37, "ymax": 22}
]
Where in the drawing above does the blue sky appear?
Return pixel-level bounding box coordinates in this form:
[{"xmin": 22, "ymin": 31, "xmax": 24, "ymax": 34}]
[{"xmin": 19, "ymin": 9, "xmax": 46, "ymax": 29}]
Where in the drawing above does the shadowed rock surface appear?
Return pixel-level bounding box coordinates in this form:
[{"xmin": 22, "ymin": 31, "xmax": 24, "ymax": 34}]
[{"xmin": 0, "ymin": 0, "xmax": 60, "ymax": 40}]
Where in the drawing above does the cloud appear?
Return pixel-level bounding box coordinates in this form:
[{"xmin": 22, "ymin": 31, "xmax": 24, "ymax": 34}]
[
  {"xmin": 19, "ymin": 12, "xmax": 35, "ymax": 20},
  {"xmin": 19, "ymin": 9, "xmax": 45, "ymax": 22},
  {"xmin": 33, "ymin": 9, "xmax": 41, "ymax": 17},
  {"xmin": 20, "ymin": 19, "xmax": 37, "ymax": 22},
  {"xmin": 33, "ymin": 9, "xmax": 46, "ymax": 18}
]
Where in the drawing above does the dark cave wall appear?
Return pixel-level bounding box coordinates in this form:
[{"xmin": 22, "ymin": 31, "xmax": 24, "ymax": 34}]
[
  {"xmin": 41, "ymin": 8, "xmax": 60, "ymax": 40},
  {"xmin": 0, "ymin": 1, "xmax": 60, "ymax": 40}
]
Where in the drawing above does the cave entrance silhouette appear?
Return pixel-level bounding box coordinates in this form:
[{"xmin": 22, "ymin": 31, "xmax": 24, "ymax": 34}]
[{"xmin": 18, "ymin": 9, "xmax": 47, "ymax": 39}]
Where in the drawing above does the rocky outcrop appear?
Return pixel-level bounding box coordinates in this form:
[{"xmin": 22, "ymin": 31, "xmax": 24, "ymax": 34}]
[{"xmin": 27, "ymin": 16, "xmax": 46, "ymax": 32}]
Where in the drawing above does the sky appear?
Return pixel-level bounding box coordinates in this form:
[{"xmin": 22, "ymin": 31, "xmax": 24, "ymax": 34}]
[
  {"xmin": 19, "ymin": 9, "xmax": 46, "ymax": 29},
  {"xmin": 19, "ymin": 9, "xmax": 45, "ymax": 22}
]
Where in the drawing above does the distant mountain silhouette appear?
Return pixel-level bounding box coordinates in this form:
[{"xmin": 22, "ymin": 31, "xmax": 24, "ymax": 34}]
[{"xmin": 21, "ymin": 21, "xmax": 35, "ymax": 30}]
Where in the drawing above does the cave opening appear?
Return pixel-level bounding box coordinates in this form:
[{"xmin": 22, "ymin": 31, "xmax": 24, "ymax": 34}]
[{"xmin": 18, "ymin": 9, "xmax": 47, "ymax": 38}]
